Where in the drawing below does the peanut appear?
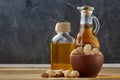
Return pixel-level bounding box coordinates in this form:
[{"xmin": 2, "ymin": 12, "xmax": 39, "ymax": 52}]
[
  {"xmin": 54, "ymin": 70, "xmax": 64, "ymax": 77},
  {"xmin": 40, "ymin": 73, "xmax": 49, "ymax": 77},
  {"xmin": 83, "ymin": 44, "xmax": 92, "ymax": 52},
  {"xmin": 84, "ymin": 51, "xmax": 94, "ymax": 55},
  {"xmin": 64, "ymin": 70, "xmax": 71, "ymax": 78},
  {"xmin": 70, "ymin": 71, "xmax": 79, "ymax": 78}
]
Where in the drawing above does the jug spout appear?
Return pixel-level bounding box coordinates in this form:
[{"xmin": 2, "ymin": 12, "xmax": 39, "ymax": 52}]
[
  {"xmin": 77, "ymin": 6, "xmax": 94, "ymax": 10},
  {"xmin": 77, "ymin": 6, "xmax": 94, "ymax": 16}
]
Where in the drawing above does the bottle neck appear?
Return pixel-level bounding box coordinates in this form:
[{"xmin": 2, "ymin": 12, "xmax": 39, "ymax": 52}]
[
  {"xmin": 80, "ymin": 12, "xmax": 93, "ymax": 25},
  {"xmin": 57, "ymin": 32, "xmax": 69, "ymax": 35}
]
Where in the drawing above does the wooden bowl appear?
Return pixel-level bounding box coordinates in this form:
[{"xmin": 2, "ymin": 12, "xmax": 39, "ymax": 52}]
[{"xmin": 70, "ymin": 55, "xmax": 104, "ymax": 77}]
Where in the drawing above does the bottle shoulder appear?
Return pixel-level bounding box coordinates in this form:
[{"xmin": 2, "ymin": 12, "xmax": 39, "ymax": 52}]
[{"xmin": 51, "ymin": 33, "xmax": 75, "ymax": 43}]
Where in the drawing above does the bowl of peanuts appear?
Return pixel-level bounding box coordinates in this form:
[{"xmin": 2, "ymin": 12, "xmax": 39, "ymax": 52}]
[{"xmin": 70, "ymin": 44, "xmax": 104, "ymax": 77}]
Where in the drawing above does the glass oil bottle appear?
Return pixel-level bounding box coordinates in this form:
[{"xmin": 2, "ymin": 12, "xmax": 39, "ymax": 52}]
[
  {"xmin": 76, "ymin": 6, "xmax": 100, "ymax": 48},
  {"xmin": 51, "ymin": 22, "xmax": 75, "ymax": 70}
]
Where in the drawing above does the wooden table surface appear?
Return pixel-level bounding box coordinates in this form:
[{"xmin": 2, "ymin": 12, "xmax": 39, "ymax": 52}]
[{"xmin": 0, "ymin": 67, "xmax": 119, "ymax": 80}]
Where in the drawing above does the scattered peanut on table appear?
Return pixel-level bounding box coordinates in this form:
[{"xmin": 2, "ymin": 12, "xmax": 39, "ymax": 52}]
[{"xmin": 40, "ymin": 69, "xmax": 80, "ymax": 78}]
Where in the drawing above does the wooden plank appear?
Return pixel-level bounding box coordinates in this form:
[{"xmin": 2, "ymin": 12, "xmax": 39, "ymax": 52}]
[{"xmin": 0, "ymin": 67, "xmax": 119, "ymax": 80}]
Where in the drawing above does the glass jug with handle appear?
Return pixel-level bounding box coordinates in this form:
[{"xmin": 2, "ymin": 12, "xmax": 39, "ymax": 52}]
[{"xmin": 76, "ymin": 6, "xmax": 100, "ymax": 48}]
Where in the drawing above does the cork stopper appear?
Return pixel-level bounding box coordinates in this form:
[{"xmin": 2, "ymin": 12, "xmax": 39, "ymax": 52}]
[{"xmin": 55, "ymin": 22, "xmax": 71, "ymax": 32}]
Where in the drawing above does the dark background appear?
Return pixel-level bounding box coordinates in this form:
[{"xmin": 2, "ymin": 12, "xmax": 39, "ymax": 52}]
[{"xmin": 0, "ymin": 0, "xmax": 120, "ymax": 63}]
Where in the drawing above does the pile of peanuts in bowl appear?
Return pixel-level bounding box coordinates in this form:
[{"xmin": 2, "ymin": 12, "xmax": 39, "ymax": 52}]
[{"xmin": 71, "ymin": 44, "xmax": 102, "ymax": 55}]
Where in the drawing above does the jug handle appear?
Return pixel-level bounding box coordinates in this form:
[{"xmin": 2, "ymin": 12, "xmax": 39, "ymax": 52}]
[{"xmin": 92, "ymin": 16, "xmax": 100, "ymax": 34}]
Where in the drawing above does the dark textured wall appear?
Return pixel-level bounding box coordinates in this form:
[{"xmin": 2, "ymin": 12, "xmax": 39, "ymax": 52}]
[{"xmin": 0, "ymin": 0, "xmax": 120, "ymax": 63}]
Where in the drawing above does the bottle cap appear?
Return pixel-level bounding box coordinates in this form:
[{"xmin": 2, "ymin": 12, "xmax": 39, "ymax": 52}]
[{"xmin": 55, "ymin": 22, "xmax": 71, "ymax": 32}]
